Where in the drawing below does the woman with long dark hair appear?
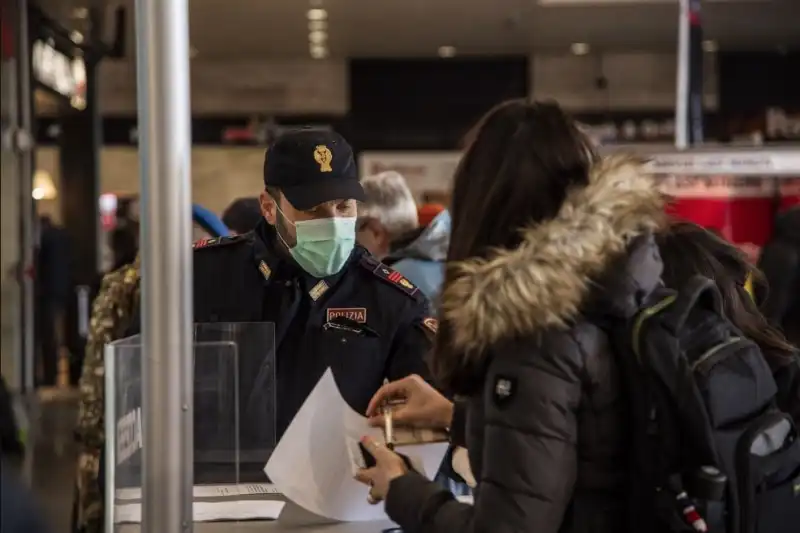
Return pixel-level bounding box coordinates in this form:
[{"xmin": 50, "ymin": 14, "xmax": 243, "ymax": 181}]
[
  {"xmin": 656, "ymin": 221, "xmax": 800, "ymax": 421},
  {"xmin": 354, "ymin": 99, "xmax": 666, "ymax": 533}
]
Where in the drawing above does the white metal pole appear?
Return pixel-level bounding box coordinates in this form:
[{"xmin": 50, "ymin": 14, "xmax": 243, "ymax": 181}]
[
  {"xmin": 134, "ymin": 0, "xmax": 194, "ymax": 530},
  {"xmin": 675, "ymin": 0, "xmax": 690, "ymax": 149},
  {"xmin": 103, "ymin": 344, "xmax": 116, "ymax": 532}
]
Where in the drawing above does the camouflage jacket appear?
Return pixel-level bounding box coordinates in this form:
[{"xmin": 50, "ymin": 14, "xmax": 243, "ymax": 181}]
[
  {"xmin": 76, "ymin": 258, "xmax": 141, "ymax": 451},
  {"xmin": 75, "ymin": 258, "xmax": 140, "ymax": 532}
]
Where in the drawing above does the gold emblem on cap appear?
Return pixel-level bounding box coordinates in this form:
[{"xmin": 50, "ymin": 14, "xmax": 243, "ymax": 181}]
[{"xmin": 314, "ymin": 145, "xmax": 333, "ymax": 172}]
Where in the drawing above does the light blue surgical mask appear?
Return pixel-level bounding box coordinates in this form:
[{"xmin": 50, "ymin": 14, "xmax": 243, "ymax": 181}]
[{"xmin": 276, "ymin": 206, "xmax": 356, "ymax": 278}]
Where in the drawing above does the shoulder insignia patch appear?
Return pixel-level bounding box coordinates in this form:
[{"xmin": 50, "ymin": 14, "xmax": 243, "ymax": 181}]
[
  {"xmin": 422, "ymin": 317, "xmax": 438, "ymax": 334},
  {"xmin": 193, "ymin": 234, "xmax": 245, "ymax": 250},
  {"xmin": 258, "ymin": 260, "xmax": 272, "ymax": 281},
  {"xmin": 360, "ymin": 256, "xmax": 420, "ymax": 298},
  {"xmin": 309, "ymin": 280, "xmax": 329, "ymax": 301}
]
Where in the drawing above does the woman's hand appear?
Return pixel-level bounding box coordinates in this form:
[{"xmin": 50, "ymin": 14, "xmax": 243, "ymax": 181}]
[
  {"xmin": 366, "ymin": 375, "xmax": 454, "ymax": 429},
  {"xmin": 354, "ymin": 436, "xmax": 408, "ymax": 504}
]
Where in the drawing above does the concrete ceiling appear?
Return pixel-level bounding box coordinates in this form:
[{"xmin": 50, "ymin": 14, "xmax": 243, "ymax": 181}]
[{"xmin": 35, "ymin": 0, "xmax": 800, "ymax": 59}]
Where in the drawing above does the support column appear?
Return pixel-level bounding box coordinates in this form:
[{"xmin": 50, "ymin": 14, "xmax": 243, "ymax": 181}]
[
  {"xmin": 135, "ymin": 0, "xmax": 194, "ymax": 530},
  {"xmin": 58, "ymin": 10, "xmax": 102, "ymax": 285},
  {"xmin": 676, "ymin": 0, "xmax": 705, "ymax": 148}
]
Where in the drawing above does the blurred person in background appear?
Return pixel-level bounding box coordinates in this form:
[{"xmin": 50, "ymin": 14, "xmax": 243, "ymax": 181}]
[
  {"xmin": 384, "ymin": 207, "xmax": 451, "ymax": 308},
  {"xmin": 355, "ymin": 100, "xmax": 666, "ymax": 533},
  {"xmin": 417, "ymin": 203, "xmax": 446, "ymax": 228},
  {"xmin": 221, "ymin": 197, "xmax": 262, "ymax": 234},
  {"xmin": 758, "ymin": 205, "xmax": 800, "ymax": 345},
  {"xmin": 357, "ymin": 170, "xmax": 419, "ymax": 260},
  {"xmin": 73, "ymin": 256, "xmax": 140, "ymax": 533},
  {"xmin": 108, "ymin": 221, "xmax": 139, "ymax": 272},
  {"xmin": 359, "ymin": 172, "xmax": 450, "ymax": 304},
  {"xmin": 34, "ymin": 215, "xmax": 72, "ymax": 388},
  {"xmin": 658, "ymin": 220, "xmax": 800, "ymax": 421}
]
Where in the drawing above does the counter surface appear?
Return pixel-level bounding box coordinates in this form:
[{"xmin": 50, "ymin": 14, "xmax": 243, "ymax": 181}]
[{"xmin": 118, "ymin": 520, "xmax": 396, "ymax": 533}]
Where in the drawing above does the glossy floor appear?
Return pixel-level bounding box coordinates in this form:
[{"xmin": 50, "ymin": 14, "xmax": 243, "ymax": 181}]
[{"xmin": 29, "ymin": 388, "xmax": 80, "ymax": 533}]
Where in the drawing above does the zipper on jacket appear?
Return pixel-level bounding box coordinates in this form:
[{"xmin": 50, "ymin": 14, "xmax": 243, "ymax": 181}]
[
  {"xmin": 632, "ymin": 295, "xmax": 677, "ymax": 360},
  {"xmin": 690, "ymin": 337, "xmax": 744, "ymax": 374}
]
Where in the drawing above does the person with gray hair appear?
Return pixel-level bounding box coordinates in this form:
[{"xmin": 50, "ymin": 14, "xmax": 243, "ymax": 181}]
[{"xmin": 357, "ymin": 171, "xmax": 419, "ymax": 260}]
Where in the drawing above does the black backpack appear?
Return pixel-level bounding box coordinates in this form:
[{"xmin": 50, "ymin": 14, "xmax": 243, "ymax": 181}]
[{"xmin": 612, "ymin": 275, "xmax": 800, "ymax": 533}]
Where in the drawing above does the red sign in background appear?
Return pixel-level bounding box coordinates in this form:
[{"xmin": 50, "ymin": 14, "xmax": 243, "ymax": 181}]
[{"xmin": 663, "ymin": 176, "xmax": 800, "ymax": 261}]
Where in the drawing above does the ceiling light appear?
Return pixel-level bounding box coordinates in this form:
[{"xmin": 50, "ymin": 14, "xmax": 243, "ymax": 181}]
[
  {"xmin": 309, "ymin": 31, "xmax": 327, "ymax": 45},
  {"xmin": 571, "ymin": 42, "xmax": 590, "ymax": 55},
  {"xmin": 308, "ymin": 20, "xmax": 327, "ymax": 32},
  {"xmin": 72, "ymin": 7, "xmax": 89, "ymax": 19},
  {"xmin": 70, "ymin": 31, "xmax": 84, "ymax": 44},
  {"xmin": 307, "ymin": 8, "xmax": 327, "ymax": 21},
  {"xmin": 702, "ymin": 40, "xmax": 718, "ymax": 53},
  {"xmin": 438, "ymin": 46, "xmax": 456, "ymax": 58},
  {"xmin": 310, "ymin": 45, "xmax": 328, "ymax": 59}
]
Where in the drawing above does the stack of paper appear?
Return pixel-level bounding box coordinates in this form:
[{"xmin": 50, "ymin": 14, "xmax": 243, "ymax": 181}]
[
  {"xmin": 114, "ymin": 501, "xmax": 285, "ymax": 524},
  {"xmin": 115, "ymin": 483, "xmax": 281, "ymax": 501}
]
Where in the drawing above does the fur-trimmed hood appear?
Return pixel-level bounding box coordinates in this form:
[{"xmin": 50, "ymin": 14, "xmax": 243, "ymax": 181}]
[{"xmin": 440, "ymin": 155, "xmax": 666, "ymax": 353}]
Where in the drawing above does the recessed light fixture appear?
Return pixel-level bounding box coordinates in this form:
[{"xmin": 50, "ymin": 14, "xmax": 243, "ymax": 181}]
[
  {"xmin": 309, "ymin": 31, "xmax": 327, "ymax": 45},
  {"xmin": 571, "ymin": 42, "xmax": 590, "ymax": 56},
  {"xmin": 72, "ymin": 7, "xmax": 89, "ymax": 19},
  {"xmin": 702, "ymin": 40, "xmax": 718, "ymax": 53},
  {"xmin": 310, "ymin": 44, "xmax": 328, "ymax": 59},
  {"xmin": 438, "ymin": 46, "xmax": 456, "ymax": 58},
  {"xmin": 307, "ymin": 8, "xmax": 327, "ymax": 21},
  {"xmin": 308, "ymin": 20, "xmax": 327, "ymax": 32}
]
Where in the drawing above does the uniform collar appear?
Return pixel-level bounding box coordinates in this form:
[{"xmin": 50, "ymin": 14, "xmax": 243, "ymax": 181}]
[{"xmin": 251, "ymin": 219, "xmax": 356, "ymax": 301}]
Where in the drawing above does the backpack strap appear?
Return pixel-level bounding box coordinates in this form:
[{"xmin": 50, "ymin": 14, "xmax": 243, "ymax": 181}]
[{"xmin": 659, "ymin": 275, "xmax": 723, "ymax": 334}]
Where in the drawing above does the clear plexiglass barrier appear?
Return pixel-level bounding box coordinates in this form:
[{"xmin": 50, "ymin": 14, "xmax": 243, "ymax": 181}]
[{"xmin": 105, "ymin": 323, "xmax": 277, "ymax": 528}]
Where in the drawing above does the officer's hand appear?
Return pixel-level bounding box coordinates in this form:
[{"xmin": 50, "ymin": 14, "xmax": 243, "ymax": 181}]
[{"xmin": 366, "ymin": 375, "xmax": 453, "ymax": 430}]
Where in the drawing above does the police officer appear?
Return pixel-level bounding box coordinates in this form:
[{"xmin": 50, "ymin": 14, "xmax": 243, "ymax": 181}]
[{"xmin": 192, "ymin": 129, "xmax": 436, "ymax": 442}]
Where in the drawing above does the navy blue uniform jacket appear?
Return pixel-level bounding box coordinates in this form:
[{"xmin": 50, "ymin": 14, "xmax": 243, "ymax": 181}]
[{"xmin": 190, "ymin": 221, "xmax": 435, "ymax": 445}]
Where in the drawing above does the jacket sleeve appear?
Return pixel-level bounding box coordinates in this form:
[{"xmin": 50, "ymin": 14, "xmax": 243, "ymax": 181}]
[
  {"xmin": 386, "ymin": 300, "xmax": 436, "ymax": 383},
  {"xmin": 385, "ymin": 333, "xmax": 584, "ymax": 533},
  {"xmin": 449, "ymin": 399, "xmax": 469, "ymax": 448},
  {"xmin": 76, "ymin": 264, "xmax": 140, "ymax": 451}
]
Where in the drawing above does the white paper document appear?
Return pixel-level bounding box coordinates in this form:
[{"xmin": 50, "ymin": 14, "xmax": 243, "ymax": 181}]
[
  {"xmin": 114, "ymin": 500, "xmax": 285, "ymax": 523},
  {"xmin": 265, "ymin": 369, "xmax": 449, "ymax": 522},
  {"xmin": 115, "ymin": 483, "xmax": 280, "ymax": 501}
]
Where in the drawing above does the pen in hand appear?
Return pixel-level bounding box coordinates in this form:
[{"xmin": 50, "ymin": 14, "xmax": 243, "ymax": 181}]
[{"xmin": 384, "ymin": 404, "xmax": 395, "ymax": 451}]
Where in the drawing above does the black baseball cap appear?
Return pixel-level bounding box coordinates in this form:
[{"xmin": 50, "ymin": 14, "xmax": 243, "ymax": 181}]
[{"xmin": 263, "ymin": 128, "xmax": 364, "ymax": 210}]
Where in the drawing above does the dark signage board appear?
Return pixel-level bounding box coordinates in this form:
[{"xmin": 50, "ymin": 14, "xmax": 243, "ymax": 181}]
[{"xmin": 35, "ymin": 115, "xmax": 344, "ymax": 146}]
